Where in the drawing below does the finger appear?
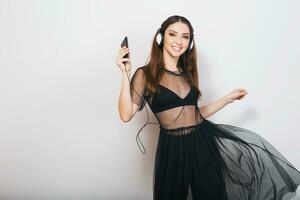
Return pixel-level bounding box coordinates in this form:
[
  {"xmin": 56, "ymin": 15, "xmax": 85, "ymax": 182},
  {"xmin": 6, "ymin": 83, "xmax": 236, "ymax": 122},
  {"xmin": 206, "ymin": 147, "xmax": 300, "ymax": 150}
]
[
  {"xmin": 120, "ymin": 50, "xmax": 130, "ymax": 58},
  {"xmin": 117, "ymin": 52, "xmax": 129, "ymax": 62},
  {"xmin": 119, "ymin": 46, "xmax": 127, "ymax": 52},
  {"xmin": 120, "ymin": 58, "xmax": 131, "ymax": 62},
  {"xmin": 120, "ymin": 47, "xmax": 129, "ymax": 54},
  {"xmin": 239, "ymin": 90, "xmax": 247, "ymax": 94},
  {"xmin": 240, "ymin": 94, "xmax": 247, "ymax": 98},
  {"xmin": 118, "ymin": 48, "xmax": 128, "ymax": 56},
  {"xmin": 119, "ymin": 49, "xmax": 130, "ymax": 57}
]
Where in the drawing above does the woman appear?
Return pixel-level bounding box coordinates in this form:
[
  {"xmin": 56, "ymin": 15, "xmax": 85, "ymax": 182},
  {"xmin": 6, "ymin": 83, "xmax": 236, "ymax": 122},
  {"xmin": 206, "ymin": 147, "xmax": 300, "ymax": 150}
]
[{"xmin": 116, "ymin": 15, "xmax": 300, "ymax": 200}]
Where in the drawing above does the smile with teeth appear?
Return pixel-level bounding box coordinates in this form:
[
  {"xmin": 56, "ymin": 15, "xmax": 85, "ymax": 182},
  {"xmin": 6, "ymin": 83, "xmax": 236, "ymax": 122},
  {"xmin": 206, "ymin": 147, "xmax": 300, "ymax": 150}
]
[{"xmin": 171, "ymin": 46, "xmax": 182, "ymax": 52}]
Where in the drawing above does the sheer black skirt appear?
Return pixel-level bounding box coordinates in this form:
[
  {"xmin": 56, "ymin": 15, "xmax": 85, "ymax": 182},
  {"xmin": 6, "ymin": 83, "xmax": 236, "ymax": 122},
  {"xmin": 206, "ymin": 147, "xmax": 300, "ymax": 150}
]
[{"xmin": 153, "ymin": 119, "xmax": 300, "ymax": 200}]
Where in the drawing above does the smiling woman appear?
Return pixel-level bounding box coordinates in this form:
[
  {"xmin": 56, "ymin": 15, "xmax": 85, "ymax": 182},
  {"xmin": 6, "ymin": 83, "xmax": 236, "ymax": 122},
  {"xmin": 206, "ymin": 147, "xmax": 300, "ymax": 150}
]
[
  {"xmin": 163, "ymin": 28, "xmax": 191, "ymax": 54},
  {"xmin": 116, "ymin": 15, "xmax": 300, "ymax": 200}
]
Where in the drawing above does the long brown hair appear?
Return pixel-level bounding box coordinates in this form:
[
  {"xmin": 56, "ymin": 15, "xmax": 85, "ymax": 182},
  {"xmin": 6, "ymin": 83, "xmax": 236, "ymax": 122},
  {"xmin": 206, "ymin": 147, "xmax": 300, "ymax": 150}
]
[{"xmin": 143, "ymin": 15, "xmax": 202, "ymax": 98}]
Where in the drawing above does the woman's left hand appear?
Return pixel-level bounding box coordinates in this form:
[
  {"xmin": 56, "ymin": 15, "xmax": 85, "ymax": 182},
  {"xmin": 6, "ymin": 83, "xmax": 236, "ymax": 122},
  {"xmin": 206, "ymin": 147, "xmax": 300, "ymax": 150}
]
[{"xmin": 226, "ymin": 88, "xmax": 248, "ymax": 103}]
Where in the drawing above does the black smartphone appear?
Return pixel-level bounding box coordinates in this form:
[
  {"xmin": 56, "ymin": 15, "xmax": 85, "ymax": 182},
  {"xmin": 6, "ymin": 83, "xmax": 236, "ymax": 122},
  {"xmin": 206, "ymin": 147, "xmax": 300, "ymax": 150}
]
[{"xmin": 121, "ymin": 36, "xmax": 129, "ymax": 60}]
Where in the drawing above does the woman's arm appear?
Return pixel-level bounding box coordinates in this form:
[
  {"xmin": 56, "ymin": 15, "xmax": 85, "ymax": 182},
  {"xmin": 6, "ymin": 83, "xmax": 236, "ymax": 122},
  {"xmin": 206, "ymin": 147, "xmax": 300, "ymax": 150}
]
[
  {"xmin": 118, "ymin": 70, "xmax": 134, "ymax": 122},
  {"xmin": 116, "ymin": 47, "xmax": 146, "ymax": 122},
  {"xmin": 200, "ymin": 88, "xmax": 248, "ymax": 118},
  {"xmin": 200, "ymin": 95, "xmax": 231, "ymax": 118},
  {"xmin": 116, "ymin": 46, "xmax": 135, "ymax": 122}
]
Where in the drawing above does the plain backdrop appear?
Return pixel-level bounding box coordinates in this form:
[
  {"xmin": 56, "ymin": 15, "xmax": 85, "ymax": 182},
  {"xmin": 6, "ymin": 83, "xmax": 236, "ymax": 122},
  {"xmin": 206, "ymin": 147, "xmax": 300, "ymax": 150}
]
[{"xmin": 0, "ymin": 0, "xmax": 299, "ymax": 199}]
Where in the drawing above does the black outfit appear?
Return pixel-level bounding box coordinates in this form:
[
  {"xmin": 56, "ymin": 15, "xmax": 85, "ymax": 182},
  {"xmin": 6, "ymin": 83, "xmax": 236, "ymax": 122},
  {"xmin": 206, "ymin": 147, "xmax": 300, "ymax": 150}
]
[{"xmin": 130, "ymin": 66, "xmax": 300, "ymax": 200}]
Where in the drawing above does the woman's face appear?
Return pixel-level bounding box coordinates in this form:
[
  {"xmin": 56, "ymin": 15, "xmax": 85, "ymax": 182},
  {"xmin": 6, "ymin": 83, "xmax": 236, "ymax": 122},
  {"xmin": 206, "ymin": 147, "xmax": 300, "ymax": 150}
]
[{"xmin": 163, "ymin": 22, "xmax": 191, "ymax": 57}]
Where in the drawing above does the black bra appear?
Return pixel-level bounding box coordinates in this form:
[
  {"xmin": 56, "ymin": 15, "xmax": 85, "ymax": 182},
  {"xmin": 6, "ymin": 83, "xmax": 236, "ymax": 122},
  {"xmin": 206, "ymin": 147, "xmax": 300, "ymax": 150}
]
[{"xmin": 149, "ymin": 85, "xmax": 198, "ymax": 113}]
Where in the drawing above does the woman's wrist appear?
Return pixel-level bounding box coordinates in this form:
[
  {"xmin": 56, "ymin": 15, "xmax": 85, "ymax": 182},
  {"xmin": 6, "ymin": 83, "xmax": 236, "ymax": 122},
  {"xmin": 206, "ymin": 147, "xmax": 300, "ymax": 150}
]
[
  {"xmin": 122, "ymin": 69, "xmax": 131, "ymax": 74},
  {"xmin": 224, "ymin": 95, "xmax": 233, "ymax": 104},
  {"xmin": 121, "ymin": 70, "xmax": 131, "ymax": 80}
]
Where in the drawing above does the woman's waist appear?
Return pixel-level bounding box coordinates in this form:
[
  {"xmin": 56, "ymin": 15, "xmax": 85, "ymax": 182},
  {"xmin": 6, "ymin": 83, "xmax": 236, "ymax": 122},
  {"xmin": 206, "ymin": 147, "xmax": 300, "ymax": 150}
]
[{"xmin": 159, "ymin": 119, "xmax": 206, "ymax": 135}]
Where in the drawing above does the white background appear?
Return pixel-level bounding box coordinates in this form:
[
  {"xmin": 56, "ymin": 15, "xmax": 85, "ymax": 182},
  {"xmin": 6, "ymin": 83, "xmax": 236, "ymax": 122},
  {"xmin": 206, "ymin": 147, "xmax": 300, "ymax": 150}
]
[{"xmin": 0, "ymin": 0, "xmax": 299, "ymax": 199}]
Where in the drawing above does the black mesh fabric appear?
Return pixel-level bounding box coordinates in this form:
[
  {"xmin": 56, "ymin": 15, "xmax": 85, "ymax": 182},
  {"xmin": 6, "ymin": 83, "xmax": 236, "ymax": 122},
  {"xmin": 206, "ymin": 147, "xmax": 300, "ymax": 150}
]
[{"xmin": 129, "ymin": 65, "xmax": 300, "ymax": 200}]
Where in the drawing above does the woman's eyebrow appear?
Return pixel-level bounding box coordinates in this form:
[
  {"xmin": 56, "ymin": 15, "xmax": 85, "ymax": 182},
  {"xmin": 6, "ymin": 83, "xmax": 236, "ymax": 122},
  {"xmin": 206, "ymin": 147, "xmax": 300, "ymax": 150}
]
[{"xmin": 169, "ymin": 29, "xmax": 190, "ymax": 35}]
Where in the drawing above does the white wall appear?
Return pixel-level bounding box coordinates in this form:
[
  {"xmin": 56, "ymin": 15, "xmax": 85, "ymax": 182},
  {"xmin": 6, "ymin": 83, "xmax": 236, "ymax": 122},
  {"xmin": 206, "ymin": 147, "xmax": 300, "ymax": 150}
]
[{"xmin": 0, "ymin": 0, "xmax": 299, "ymax": 199}]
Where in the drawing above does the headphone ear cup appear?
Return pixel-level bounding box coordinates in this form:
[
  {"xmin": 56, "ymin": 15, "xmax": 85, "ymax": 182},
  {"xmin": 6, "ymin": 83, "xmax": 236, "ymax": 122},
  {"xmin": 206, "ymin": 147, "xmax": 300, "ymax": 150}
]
[
  {"xmin": 189, "ymin": 40, "xmax": 194, "ymax": 51},
  {"xmin": 156, "ymin": 33, "xmax": 161, "ymax": 46},
  {"xmin": 156, "ymin": 32, "xmax": 164, "ymax": 47}
]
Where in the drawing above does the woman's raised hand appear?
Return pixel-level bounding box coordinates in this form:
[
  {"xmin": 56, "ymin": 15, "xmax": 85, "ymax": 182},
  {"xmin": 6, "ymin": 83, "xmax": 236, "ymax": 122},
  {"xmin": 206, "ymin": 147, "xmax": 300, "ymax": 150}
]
[
  {"xmin": 226, "ymin": 88, "xmax": 248, "ymax": 103},
  {"xmin": 115, "ymin": 46, "xmax": 131, "ymax": 73}
]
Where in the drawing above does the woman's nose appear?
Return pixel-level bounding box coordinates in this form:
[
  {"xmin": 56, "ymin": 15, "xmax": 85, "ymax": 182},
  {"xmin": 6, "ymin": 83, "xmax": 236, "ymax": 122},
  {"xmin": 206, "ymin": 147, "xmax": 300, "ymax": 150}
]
[{"xmin": 175, "ymin": 37, "xmax": 182, "ymax": 44}]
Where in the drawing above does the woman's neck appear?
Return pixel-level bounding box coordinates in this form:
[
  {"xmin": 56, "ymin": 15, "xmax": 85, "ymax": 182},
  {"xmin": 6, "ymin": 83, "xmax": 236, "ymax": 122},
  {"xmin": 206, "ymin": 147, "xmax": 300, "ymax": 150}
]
[{"xmin": 163, "ymin": 50, "xmax": 179, "ymax": 71}]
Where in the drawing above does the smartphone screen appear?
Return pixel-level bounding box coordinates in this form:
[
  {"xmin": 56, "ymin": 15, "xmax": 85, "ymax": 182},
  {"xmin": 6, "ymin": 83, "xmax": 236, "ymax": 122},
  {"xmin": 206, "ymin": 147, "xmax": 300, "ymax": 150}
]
[
  {"xmin": 121, "ymin": 36, "xmax": 129, "ymax": 59},
  {"xmin": 121, "ymin": 36, "xmax": 128, "ymax": 48}
]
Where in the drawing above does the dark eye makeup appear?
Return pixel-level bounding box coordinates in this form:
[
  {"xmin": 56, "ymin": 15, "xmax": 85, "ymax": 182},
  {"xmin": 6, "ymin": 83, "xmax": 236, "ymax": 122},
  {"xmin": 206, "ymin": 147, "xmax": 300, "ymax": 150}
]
[{"xmin": 169, "ymin": 33, "xmax": 189, "ymax": 39}]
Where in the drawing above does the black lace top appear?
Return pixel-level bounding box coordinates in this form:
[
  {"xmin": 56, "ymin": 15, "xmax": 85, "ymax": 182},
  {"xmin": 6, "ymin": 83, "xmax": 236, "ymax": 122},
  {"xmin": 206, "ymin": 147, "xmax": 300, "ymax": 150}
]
[{"xmin": 130, "ymin": 66, "xmax": 205, "ymax": 152}]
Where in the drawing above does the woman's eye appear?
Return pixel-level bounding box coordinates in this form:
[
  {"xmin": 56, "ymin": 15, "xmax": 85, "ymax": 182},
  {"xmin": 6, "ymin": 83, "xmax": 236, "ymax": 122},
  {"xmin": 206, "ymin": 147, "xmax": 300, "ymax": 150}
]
[{"xmin": 169, "ymin": 33, "xmax": 189, "ymax": 39}]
